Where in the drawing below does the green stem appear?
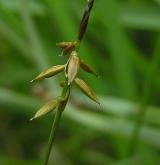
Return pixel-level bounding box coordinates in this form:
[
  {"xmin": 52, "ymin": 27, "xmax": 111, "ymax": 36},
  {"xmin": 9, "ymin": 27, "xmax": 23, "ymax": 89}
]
[
  {"xmin": 43, "ymin": 1, "xmax": 94, "ymax": 164},
  {"xmin": 43, "ymin": 109, "xmax": 62, "ymax": 165},
  {"xmin": 43, "ymin": 80, "xmax": 69, "ymax": 165}
]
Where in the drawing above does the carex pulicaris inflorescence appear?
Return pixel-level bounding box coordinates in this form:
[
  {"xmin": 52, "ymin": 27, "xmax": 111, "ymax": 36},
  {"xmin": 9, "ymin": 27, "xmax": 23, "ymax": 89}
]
[
  {"xmin": 30, "ymin": 0, "xmax": 99, "ymax": 164},
  {"xmin": 30, "ymin": 0, "xmax": 99, "ymax": 120},
  {"xmin": 30, "ymin": 40, "xmax": 99, "ymax": 120}
]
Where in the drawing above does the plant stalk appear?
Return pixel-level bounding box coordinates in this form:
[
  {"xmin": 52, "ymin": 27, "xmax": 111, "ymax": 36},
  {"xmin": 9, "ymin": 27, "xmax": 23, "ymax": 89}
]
[
  {"xmin": 43, "ymin": 109, "xmax": 62, "ymax": 165},
  {"xmin": 43, "ymin": 1, "xmax": 95, "ymax": 164},
  {"xmin": 43, "ymin": 80, "xmax": 69, "ymax": 165}
]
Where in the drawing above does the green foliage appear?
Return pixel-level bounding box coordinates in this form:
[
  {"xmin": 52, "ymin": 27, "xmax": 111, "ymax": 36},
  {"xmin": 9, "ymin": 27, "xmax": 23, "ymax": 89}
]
[{"xmin": 0, "ymin": 0, "xmax": 160, "ymax": 164}]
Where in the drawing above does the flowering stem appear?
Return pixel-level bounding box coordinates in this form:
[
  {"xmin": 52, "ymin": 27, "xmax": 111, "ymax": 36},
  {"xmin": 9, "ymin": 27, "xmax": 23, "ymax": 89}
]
[
  {"xmin": 43, "ymin": 108, "xmax": 62, "ymax": 165},
  {"xmin": 43, "ymin": 1, "xmax": 95, "ymax": 164},
  {"xmin": 43, "ymin": 80, "xmax": 69, "ymax": 165}
]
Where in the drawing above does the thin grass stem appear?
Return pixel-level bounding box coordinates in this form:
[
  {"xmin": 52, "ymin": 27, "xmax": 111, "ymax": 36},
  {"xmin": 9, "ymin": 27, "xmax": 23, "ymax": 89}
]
[
  {"xmin": 43, "ymin": 1, "xmax": 95, "ymax": 164},
  {"xmin": 43, "ymin": 109, "xmax": 62, "ymax": 165}
]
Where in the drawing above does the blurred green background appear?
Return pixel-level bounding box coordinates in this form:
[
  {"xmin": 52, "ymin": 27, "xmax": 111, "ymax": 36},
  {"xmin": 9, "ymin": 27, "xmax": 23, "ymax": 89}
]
[{"xmin": 0, "ymin": 0, "xmax": 160, "ymax": 164}]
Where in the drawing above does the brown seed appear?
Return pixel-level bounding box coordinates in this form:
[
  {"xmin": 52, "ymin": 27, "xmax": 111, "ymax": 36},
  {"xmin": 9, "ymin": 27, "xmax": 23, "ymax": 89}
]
[
  {"xmin": 30, "ymin": 97, "xmax": 62, "ymax": 120},
  {"xmin": 57, "ymin": 41, "xmax": 80, "ymax": 56},
  {"xmin": 30, "ymin": 65, "xmax": 65, "ymax": 82},
  {"xmin": 80, "ymin": 60, "xmax": 98, "ymax": 77},
  {"xmin": 63, "ymin": 45, "xmax": 75, "ymax": 55},
  {"xmin": 57, "ymin": 41, "xmax": 75, "ymax": 55},
  {"xmin": 75, "ymin": 78, "xmax": 100, "ymax": 104},
  {"xmin": 66, "ymin": 51, "xmax": 80, "ymax": 85}
]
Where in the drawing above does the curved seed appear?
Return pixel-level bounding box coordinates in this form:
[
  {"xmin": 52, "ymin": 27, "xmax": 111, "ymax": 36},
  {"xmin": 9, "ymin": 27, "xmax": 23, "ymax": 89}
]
[
  {"xmin": 66, "ymin": 51, "xmax": 80, "ymax": 85},
  {"xmin": 75, "ymin": 78, "xmax": 100, "ymax": 104},
  {"xmin": 30, "ymin": 97, "xmax": 62, "ymax": 120},
  {"xmin": 80, "ymin": 60, "xmax": 98, "ymax": 77},
  {"xmin": 30, "ymin": 65, "xmax": 65, "ymax": 82}
]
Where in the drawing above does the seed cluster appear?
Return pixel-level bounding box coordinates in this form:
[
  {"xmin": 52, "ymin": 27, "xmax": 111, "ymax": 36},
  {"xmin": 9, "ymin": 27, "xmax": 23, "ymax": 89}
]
[
  {"xmin": 30, "ymin": 40, "xmax": 99, "ymax": 120},
  {"xmin": 30, "ymin": 0, "xmax": 98, "ymax": 121}
]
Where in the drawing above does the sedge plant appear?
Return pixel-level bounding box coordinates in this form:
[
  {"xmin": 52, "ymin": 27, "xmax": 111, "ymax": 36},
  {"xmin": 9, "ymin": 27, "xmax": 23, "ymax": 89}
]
[{"xmin": 30, "ymin": 0, "xmax": 99, "ymax": 165}]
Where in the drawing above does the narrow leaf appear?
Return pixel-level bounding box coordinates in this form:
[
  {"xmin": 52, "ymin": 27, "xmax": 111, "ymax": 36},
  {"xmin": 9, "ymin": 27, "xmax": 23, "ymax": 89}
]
[
  {"xmin": 30, "ymin": 65, "xmax": 65, "ymax": 82},
  {"xmin": 75, "ymin": 78, "xmax": 100, "ymax": 104}
]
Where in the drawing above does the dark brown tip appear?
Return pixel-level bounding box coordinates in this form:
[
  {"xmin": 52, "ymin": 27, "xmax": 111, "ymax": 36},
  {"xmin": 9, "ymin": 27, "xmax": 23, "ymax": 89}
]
[{"xmin": 78, "ymin": 0, "xmax": 95, "ymax": 41}]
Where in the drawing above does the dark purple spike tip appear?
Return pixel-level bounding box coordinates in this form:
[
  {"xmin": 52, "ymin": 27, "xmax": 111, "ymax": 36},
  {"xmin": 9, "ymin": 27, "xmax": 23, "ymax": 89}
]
[{"xmin": 78, "ymin": 0, "xmax": 95, "ymax": 41}]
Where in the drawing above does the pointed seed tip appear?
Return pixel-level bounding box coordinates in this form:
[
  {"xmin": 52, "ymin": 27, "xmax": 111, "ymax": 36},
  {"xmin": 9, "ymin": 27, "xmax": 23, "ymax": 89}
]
[
  {"xmin": 30, "ymin": 79, "xmax": 34, "ymax": 83},
  {"xmin": 30, "ymin": 117, "xmax": 34, "ymax": 121}
]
